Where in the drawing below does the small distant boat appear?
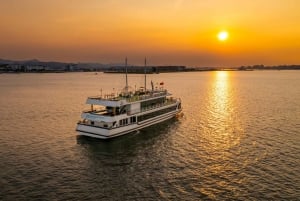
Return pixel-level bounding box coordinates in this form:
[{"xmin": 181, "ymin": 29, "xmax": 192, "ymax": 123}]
[{"xmin": 76, "ymin": 59, "xmax": 182, "ymax": 139}]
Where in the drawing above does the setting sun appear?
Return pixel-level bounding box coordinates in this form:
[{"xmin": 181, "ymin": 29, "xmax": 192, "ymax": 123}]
[{"xmin": 218, "ymin": 31, "xmax": 229, "ymax": 41}]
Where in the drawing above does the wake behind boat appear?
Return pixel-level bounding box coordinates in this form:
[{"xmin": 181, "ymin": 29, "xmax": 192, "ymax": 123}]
[{"xmin": 76, "ymin": 59, "xmax": 182, "ymax": 139}]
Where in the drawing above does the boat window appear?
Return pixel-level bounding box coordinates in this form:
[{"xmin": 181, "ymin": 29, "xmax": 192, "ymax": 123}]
[
  {"xmin": 130, "ymin": 116, "xmax": 136, "ymax": 123},
  {"xmin": 91, "ymin": 121, "xmax": 94, "ymax": 125},
  {"xmin": 106, "ymin": 106, "xmax": 113, "ymax": 113}
]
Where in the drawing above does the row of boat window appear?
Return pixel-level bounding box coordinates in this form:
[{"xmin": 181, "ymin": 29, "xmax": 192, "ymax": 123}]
[
  {"xmin": 119, "ymin": 116, "xmax": 136, "ymax": 126},
  {"xmin": 118, "ymin": 105, "xmax": 176, "ymax": 127},
  {"xmin": 141, "ymin": 97, "xmax": 165, "ymax": 108},
  {"xmin": 137, "ymin": 106, "xmax": 177, "ymax": 122}
]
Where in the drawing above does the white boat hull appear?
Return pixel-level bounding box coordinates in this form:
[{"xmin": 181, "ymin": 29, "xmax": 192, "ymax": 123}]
[{"xmin": 76, "ymin": 110, "xmax": 181, "ymax": 139}]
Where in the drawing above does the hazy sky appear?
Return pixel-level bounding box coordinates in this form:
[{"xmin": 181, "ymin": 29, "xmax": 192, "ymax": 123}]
[{"xmin": 0, "ymin": 0, "xmax": 299, "ymax": 66}]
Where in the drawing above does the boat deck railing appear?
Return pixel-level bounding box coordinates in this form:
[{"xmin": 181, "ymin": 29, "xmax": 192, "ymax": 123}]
[
  {"xmin": 83, "ymin": 108, "xmax": 105, "ymax": 113},
  {"xmin": 89, "ymin": 89, "xmax": 168, "ymax": 102},
  {"xmin": 82, "ymin": 109, "xmax": 112, "ymax": 115}
]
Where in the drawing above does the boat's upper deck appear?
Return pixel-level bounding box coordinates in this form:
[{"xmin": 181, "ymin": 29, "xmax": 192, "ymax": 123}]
[{"xmin": 87, "ymin": 89, "xmax": 170, "ymax": 107}]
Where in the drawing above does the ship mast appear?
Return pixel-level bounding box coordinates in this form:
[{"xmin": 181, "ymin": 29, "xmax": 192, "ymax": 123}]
[
  {"xmin": 125, "ymin": 57, "xmax": 128, "ymax": 92},
  {"xmin": 144, "ymin": 58, "xmax": 147, "ymax": 91}
]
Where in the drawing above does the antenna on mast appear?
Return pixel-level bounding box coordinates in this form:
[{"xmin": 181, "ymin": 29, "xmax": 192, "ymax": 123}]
[{"xmin": 144, "ymin": 57, "xmax": 147, "ymax": 91}]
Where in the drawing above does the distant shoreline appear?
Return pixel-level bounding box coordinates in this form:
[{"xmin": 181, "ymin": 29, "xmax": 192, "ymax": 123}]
[
  {"xmin": 1, "ymin": 58, "xmax": 300, "ymax": 73},
  {"xmin": 1, "ymin": 68, "xmax": 299, "ymax": 75}
]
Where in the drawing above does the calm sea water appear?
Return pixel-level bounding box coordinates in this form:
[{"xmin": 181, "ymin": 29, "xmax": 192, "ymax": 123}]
[{"xmin": 0, "ymin": 71, "xmax": 299, "ymax": 200}]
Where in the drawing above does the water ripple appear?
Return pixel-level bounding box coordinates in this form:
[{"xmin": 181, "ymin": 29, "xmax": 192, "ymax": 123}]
[{"xmin": 0, "ymin": 72, "xmax": 299, "ymax": 200}]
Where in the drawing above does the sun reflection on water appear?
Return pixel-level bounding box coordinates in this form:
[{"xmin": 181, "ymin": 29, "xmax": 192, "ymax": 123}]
[
  {"xmin": 205, "ymin": 71, "xmax": 242, "ymax": 153},
  {"xmin": 214, "ymin": 71, "xmax": 230, "ymax": 115},
  {"xmin": 199, "ymin": 71, "xmax": 245, "ymax": 198}
]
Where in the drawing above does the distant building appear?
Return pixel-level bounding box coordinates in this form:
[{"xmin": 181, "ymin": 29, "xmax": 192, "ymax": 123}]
[
  {"xmin": 105, "ymin": 66, "xmax": 186, "ymax": 73},
  {"xmin": 25, "ymin": 65, "xmax": 45, "ymax": 71}
]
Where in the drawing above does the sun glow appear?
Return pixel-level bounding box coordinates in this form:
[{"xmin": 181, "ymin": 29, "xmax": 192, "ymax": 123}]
[
  {"xmin": 216, "ymin": 71, "xmax": 228, "ymax": 78},
  {"xmin": 218, "ymin": 31, "xmax": 229, "ymax": 41}
]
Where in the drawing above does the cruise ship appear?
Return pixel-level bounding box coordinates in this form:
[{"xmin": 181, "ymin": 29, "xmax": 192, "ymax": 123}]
[{"xmin": 76, "ymin": 59, "xmax": 182, "ymax": 139}]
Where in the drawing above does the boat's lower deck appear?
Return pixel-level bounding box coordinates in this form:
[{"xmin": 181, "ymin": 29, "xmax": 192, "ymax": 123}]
[{"xmin": 76, "ymin": 108, "xmax": 182, "ymax": 139}]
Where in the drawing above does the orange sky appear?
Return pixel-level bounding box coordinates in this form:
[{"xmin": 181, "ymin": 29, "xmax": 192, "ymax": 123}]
[{"xmin": 0, "ymin": 0, "xmax": 299, "ymax": 66}]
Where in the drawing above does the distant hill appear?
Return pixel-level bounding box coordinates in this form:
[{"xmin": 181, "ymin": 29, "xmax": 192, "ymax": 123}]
[
  {"xmin": 0, "ymin": 58, "xmax": 114, "ymax": 71},
  {"xmin": 0, "ymin": 58, "xmax": 71, "ymax": 67},
  {"xmin": 0, "ymin": 59, "xmax": 15, "ymax": 64}
]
